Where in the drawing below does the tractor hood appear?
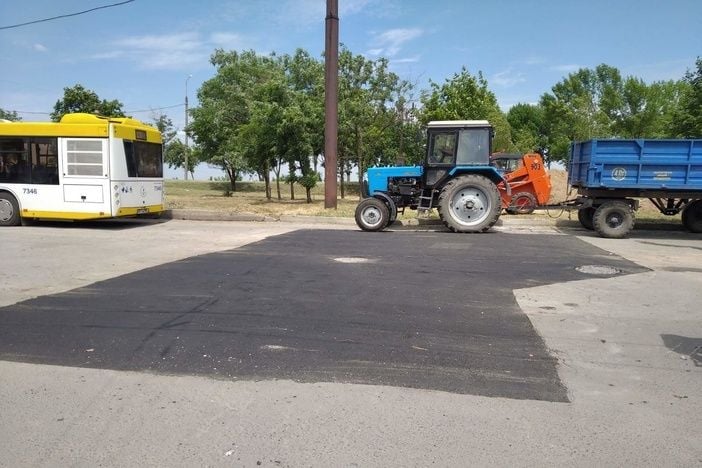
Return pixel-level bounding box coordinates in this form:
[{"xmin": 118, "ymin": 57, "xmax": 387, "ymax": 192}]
[{"xmin": 366, "ymin": 166, "xmax": 423, "ymax": 195}]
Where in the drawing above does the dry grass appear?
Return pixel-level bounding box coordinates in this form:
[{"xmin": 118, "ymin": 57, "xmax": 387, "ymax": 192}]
[
  {"xmin": 165, "ymin": 170, "xmax": 678, "ymax": 223},
  {"xmin": 165, "ymin": 180, "xmax": 362, "ymax": 218}
]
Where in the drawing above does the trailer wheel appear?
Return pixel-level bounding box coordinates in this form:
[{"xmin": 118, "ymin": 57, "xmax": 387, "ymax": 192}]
[
  {"xmin": 577, "ymin": 207, "xmax": 596, "ymax": 230},
  {"xmin": 506, "ymin": 192, "xmax": 537, "ymax": 215},
  {"xmin": 437, "ymin": 175, "xmax": 501, "ymax": 233},
  {"xmin": 593, "ymin": 201, "xmax": 635, "ymax": 238},
  {"xmin": 0, "ymin": 192, "xmax": 21, "ymax": 227},
  {"xmin": 355, "ymin": 198, "xmax": 390, "ymax": 232},
  {"xmin": 682, "ymin": 200, "xmax": 702, "ymax": 233}
]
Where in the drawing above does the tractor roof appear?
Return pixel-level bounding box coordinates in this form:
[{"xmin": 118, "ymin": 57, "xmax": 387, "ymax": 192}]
[{"xmin": 427, "ymin": 120, "xmax": 491, "ymax": 128}]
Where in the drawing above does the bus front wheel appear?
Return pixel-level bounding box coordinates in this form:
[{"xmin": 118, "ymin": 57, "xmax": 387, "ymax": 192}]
[{"xmin": 0, "ymin": 192, "xmax": 21, "ymax": 226}]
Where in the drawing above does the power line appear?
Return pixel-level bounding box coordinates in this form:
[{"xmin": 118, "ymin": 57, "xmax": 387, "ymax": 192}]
[
  {"xmin": 0, "ymin": 0, "xmax": 135, "ymax": 30},
  {"xmin": 9, "ymin": 104, "xmax": 184, "ymax": 116},
  {"xmin": 126, "ymin": 103, "xmax": 185, "ymax": 114}
]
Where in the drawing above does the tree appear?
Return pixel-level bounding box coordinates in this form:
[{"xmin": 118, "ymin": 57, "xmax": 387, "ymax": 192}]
[
  {"xmin": 51, "ymin": 84, "xmax": 125, "ymax": 121},
  {"xmin": 419, "ymin": 67, "xmax": 514, "ymax": 152},
  {"xmin": 540, "ymin": 64, "xmax": 624, "ymax": 164},
  {"xmin": 612, "ymin": 78, "xmax": 685, "ymax": 138},
  {"xmin": 507, "ymin": 103, "xmax": 547, "ymax": 158},
  {"xmin": 190, "ymin": 50, "xmax": 268, "ymax": 191},
  {"xmin": 0, "ymin": 108, "xmax": 21, "ymax": 121},
  {"xmin": 671, "ymin": 57, "xmax": 702, "ymax": 137},
  {"xmin": 337, "ymin": 47, "xmax": 412, "ymax": 193}
]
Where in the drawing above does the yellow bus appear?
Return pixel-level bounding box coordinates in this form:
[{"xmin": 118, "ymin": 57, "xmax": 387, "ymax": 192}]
[{"xmin": 0, "ymin": 113, "xmax": 164, "ymax": 226}]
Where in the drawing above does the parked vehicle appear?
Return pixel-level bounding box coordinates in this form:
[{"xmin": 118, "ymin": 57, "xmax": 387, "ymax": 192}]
[
  {"xmin": 355, "ymin": 120, "xmax": 507, "ymax": 233},
  {"xmin": 0, "ymin": 113, "xmax": 164, "ymax": 226},
  {"xmin": 490, "ymin": 152, "xmax": 552, "ymax": 214},
  {"xmin": 569, "ymin": 139, "xmax": 702, "ymax": 238}
]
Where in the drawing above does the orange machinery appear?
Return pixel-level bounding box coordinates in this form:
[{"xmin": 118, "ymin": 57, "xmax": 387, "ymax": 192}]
[{"xmin": 490, "ymin": 153, "xmax": 552, "ymax": 214}]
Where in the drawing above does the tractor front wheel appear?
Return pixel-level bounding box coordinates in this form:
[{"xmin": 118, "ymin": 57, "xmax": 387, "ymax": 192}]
[
  {"xmin": 437, "ymin": 175, "xmax": 501, "ymax": 233},
  {"xmin": 355, "ymin": 198, "xmax": 390, "ymax": 232}
]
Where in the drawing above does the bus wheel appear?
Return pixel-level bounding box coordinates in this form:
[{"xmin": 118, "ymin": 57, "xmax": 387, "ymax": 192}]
[{"xmin": 0, "ymin": 192, "xmax": 21, "ymax": 226}]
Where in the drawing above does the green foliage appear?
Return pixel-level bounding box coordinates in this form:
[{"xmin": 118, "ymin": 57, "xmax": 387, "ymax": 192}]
[
  {"xmin": 419, "ymin": 68, "xmax": 514, "ymax": 151},
  {"xmin": 50, "ymin": 84, "xmax": 124, "ymax": 121},
  {"xmin": 0, "ymin": 108, "xmax": 21, "ymax": 121},
  {"xmin": 507, "ymin": 103, "xmax": 547, "ymax": 156},
  {"xmin": 338, "ymin": 47, "xmax": 415, "ymax": 174},
  {"xmin": 539, "ymin": 62, "xmax": 697, "ymax": 164},
  {"xmin": 670, "ymin": 57, "xmax": 702, "ymax": 137},
  {"xmin": 151, "ymin": 114, "xmax": 196, "ymax": 176}
]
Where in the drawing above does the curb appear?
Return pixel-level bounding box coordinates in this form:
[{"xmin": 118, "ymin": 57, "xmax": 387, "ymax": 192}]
[{"xmin": 163, "ymin": 209, "xmax": 686, "ymax": 232}]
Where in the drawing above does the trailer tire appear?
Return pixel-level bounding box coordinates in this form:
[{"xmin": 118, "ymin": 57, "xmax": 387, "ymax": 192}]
[
  {"xmin": 577, "ymin": 207, "xmax": 596, "ymax": 230},
  {"xmin": 0, "ymin": 192, "xmax": 21, "ymax": 227},
  {"xmin": 682, "ymin": 200, "xmax": 702, "ymax": 233},
  {"xmin": 355, "ymin": 197, "xmax": 390, "ymax": 232},
  {"xmin": 506, "ymin": 192, "xmax": 537, "ymax": 215},
  {"xmin": 593, "ymin": 201, "xmax": 635, "ymax": 238},
  {"xmin": 437, "ymin": 175, "xmax": 501, "ymax": 233}
]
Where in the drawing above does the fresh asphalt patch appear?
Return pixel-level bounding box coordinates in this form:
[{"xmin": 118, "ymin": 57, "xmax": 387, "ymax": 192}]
[{"xmin": 0, "ymin": 230, "xmax": 646, "ymax": 401}]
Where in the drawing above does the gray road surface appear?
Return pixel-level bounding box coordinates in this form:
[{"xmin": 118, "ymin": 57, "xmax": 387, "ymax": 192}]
[{"xmin": 0, "ymin": 219, "xmax": 700, "ymax": 467}]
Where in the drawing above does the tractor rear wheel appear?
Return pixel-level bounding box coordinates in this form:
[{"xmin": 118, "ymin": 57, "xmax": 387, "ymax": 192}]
[
  {"xmin": 506, "ymin": 192, "xmax": 537, "ymax": 215},
  {"xmin": 577, "ymin": 207, "xmax": 596, "ymax": 230},
  {"xmin": 593, "ymin": 201, "xmax": 635, "ymax": 238},
  {"xmin": 0, "ymin": 192, "xmax": 21, "ymax": 226},
  {"xmin": 437, "ymin": 175, "xmax": 501, "ymax": 233},
  {"xmin": 355, "ymin": 198, "xmax": 390, "ymax": 232},
  {"xmin": 682, "ymin": 199, "xmax": 702, "ymax": 233}
]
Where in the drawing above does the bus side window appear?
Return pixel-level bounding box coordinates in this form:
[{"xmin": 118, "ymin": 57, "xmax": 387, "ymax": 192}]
[
  {"xmin": 0, "ymin": 137, "xmax": 30, "ymax": 183},
  {"xmin": 30, "ymin": 138, "xmax": 59, "ymax": 185}
]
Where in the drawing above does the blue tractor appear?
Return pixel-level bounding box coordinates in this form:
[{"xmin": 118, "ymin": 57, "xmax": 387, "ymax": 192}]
[{"xmin": 355, "ymin": 120, "xmax": 509, "ymax": 233}]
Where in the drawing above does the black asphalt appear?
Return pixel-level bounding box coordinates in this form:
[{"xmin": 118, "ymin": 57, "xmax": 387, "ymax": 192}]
[{"xmin": 0, "ymin": 230, "xmax": 646, "ymax": 401}]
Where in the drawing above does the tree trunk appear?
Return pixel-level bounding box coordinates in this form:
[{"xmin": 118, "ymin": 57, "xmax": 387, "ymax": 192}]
[
  {"xmin": 225, "ymin": 165, "xmax": 237, "ymax": 192},
  {"xmin": 339, "ymin": 163, "xmax": 345, "ymax": 199},
  {"xmin": 306, "ymin": 187, "xmax": 312, "ymax": 203},
  {"xmin": 263, "ymin": 161, "xmax": 272, "ymax": 200},
  {"xmin": 288, "ymin": 163, "xmax": 296, "ymax": 200}
]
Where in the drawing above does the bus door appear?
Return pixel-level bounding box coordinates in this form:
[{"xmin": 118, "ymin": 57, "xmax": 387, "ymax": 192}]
[{"xmin": 60, "ymin": 138, "xmax": 111, "ymax": 217}]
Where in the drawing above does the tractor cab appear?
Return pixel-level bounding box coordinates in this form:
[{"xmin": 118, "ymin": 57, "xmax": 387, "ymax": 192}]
[{"xmin": 423, "ymin": 120, "xmax": 494, "ymax": 189}]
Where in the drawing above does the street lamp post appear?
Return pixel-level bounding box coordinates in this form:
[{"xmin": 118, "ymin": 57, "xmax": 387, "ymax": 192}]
[{"xmin": 184, "ymin": 74, "xmax": 192, "ymax": 180}]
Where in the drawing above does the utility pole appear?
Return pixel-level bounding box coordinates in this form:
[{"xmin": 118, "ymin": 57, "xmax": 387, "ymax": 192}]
[
  {"xmin": 184, "ymin": 74, "xmax": 192, "ymax": 180},
  {"xmin": 324, "ymin": 0, "xmax": 338, "ymax": 209}
]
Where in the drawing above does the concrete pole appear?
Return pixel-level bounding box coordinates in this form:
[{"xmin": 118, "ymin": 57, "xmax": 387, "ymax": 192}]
[
  {"xmin": 324, "ymin": 0, "xmax": 338, "ymax": 209},
  {"xmin": 184, "ymin": 74, "xmax": 192, "ymax": 181}
]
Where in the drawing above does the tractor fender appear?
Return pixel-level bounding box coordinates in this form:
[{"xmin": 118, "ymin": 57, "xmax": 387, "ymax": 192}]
[
  {"xmin": 370, "ymin": 192, "xmax": 397, "ymax": 221},
  {"xmin": 449, "ymin": 167, "xmax": 510, "ymax": 196}
]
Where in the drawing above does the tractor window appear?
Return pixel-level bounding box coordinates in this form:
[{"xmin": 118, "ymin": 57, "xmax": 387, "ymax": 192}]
[
  {"xmin": 428, "ymin": 132, "xmax": 457, "ymax": 165},
  {"xmin": 456, "ymin": 129, "xmax": 491, "ymax": 165}
]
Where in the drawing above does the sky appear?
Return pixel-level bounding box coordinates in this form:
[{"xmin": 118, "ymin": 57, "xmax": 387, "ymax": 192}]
[{"xmin": 1, "ymin": 0, "xmax": 701, "ymax": 179}]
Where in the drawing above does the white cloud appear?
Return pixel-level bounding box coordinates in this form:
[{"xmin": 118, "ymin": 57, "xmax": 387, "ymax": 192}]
[
  {"xmin": 550, "ymin": 64, "xmax": 581, "ymax": 73},
  {"xmin": 492, "ymin": 69, "xmax": 526, "ymax": 88},
  {"xmin": 94, "ymin": 31, "xmax": 253, "ymax": 70},
  {"xmin": 392, "ymin": 56, "xmax": 421, "ymax": 64},
  {"xmin": 368, "ymin": 27, "xmax": 423, "ymax": 58},
  {"xmin": 33, "ymin": 43, "xmax": 48, "ymax": 53}
]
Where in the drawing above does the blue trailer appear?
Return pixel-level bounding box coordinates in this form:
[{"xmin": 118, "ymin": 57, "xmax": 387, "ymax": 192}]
[{"xmin": 568, "ymin": 139, "xmax": 702, "ymax": 238}]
